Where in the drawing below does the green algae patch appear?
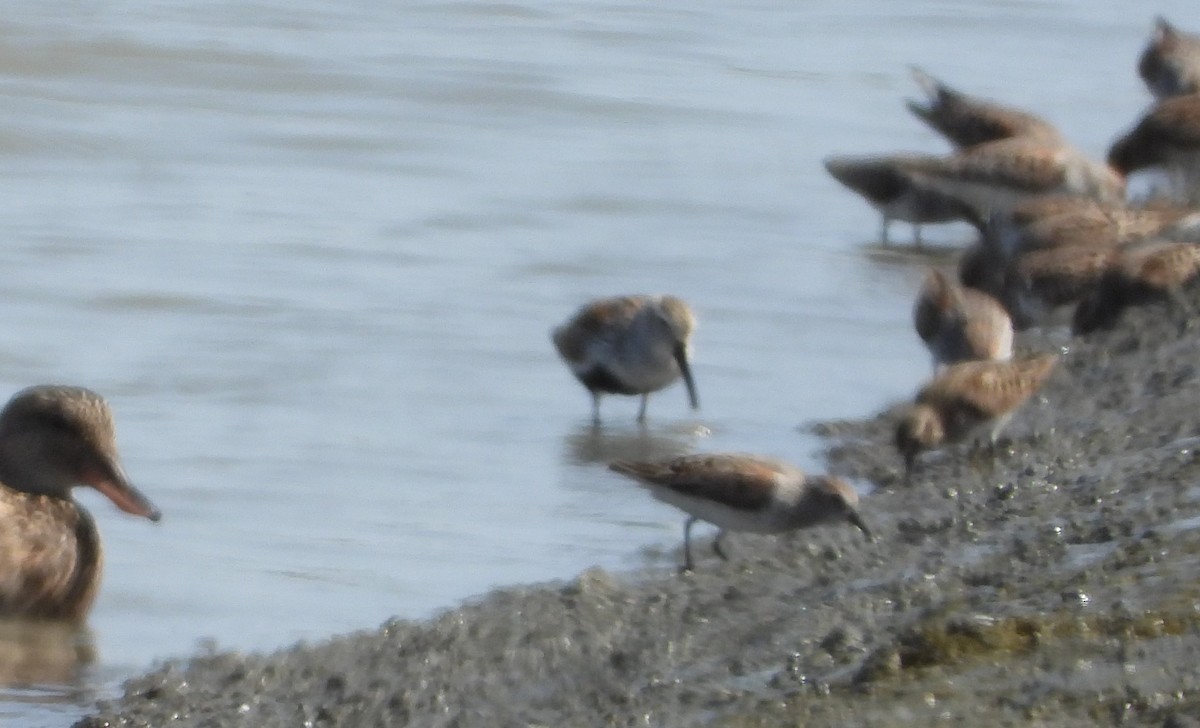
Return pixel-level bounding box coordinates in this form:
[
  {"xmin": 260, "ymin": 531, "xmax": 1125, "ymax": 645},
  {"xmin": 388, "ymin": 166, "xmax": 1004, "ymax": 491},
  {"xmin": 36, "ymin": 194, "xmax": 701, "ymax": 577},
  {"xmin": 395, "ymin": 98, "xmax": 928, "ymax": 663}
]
[
  {"xmin": 894, "ymin": 615, "xmax": 1041, "ymax": 669},
  {"xmin": 715, "ymin": 603, "xmax": 1200, "ymax": 728}
]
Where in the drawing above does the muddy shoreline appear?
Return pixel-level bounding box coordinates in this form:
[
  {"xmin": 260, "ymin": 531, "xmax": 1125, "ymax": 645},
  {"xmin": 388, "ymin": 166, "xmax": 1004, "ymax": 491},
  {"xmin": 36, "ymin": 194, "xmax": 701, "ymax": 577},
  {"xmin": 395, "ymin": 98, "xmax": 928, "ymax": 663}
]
[{"xmin": 76, "ymin": 289, "xmax": 1200, "ymax": 727}]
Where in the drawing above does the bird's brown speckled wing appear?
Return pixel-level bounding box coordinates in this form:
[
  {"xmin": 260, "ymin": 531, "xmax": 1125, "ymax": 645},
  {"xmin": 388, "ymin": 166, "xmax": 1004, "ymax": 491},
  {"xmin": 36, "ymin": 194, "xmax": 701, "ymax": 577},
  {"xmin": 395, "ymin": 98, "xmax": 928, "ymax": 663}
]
[
  {"xmin": 553, "ymin": 296, "xmax": 647, "ymax": 362},
  {"xmin": 921, "ymin": 355, "xmax": 1058, "ymax": 418},
  {"xmin": 1016, "ymin": 246, "xmax": 1118, "ymax": 306},
  {"xmin": 1121, "ymin": 242, "xmax": 1200, "ymax": 290},
  {"xmin": 944, "ymin": 139, "xmax": 1069, "ymax": 191},
  {"xmin": 610, "ymin": 454, "xmax": 791, "ymax": 511},
  {"xmin": 0, "ymin": 489, "xmax": 96, "ymax": 622}
]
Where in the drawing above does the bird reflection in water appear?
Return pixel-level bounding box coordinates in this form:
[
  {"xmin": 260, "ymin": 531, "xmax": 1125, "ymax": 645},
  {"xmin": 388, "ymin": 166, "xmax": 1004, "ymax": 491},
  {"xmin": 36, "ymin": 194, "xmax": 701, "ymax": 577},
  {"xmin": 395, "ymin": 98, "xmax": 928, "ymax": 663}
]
[
  {"xmin": 561, "ymin": 421, "xmax": 708, "ymax": 467},
  {"xmin": 0, "ymin": 619, "xmax": 95, "ymax": 699}
]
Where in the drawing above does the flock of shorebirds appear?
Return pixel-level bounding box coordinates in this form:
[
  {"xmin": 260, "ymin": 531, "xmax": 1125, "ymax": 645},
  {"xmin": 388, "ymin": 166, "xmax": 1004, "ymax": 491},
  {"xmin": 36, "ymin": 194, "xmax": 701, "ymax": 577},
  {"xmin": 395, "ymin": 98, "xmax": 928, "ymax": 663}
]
[
  {"xmin": 554, "ymin": 16, "xmax": 1200, "ymax": 572},
  {"xmin": 0, "ymin": 16, "xmax": 1197, "ymax": 630}
]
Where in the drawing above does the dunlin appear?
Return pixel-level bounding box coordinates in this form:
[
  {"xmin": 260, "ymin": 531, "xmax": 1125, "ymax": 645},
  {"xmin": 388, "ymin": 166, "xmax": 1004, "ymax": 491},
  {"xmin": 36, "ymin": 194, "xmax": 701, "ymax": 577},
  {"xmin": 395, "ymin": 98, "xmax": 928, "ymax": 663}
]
[
  {"xmin": 1109, "ymin": 94, "xmax": 1200, "ymax": 203},
  {"xmin": 978, "ymin": 195, "xmax": 1119, "ymax": 261},
  {"xmin": 1139, "ymin": 16, "xmax": 1200, "ymax": 100},
  {"xmin": 906, "ymin": 138, "xmax": 1124, "ymax": 221},
  {"xmin": 609, "ymin": 453, "xmax": 873, "ymax": 571},
  {"xmin": 1006, "ymin": 203, "xmax": 1186, "ymax": 256},
  {"xmin": 553, "ymin": 295, "xmax": 699, "ymax": 424},
  {"xmin": 1003, "ymin": 245, "xmax": 1120, "ymax": 327},
  {"xmin": 895, "ymin": 354, "xmax": 1058, "ymax": 477},
  {"xmin": 913, "ymin": 269, "xmax": 1013, "ymax": 372},
  {"xmin": 823, "ymin": 154, "xmax": 971, "ymax": 245},
  {"xmin": 1073, "ymin": 240, "xmax": 1200, "ymax": 334},
  {"xmin": 0, "ymin": 385, "xmax": 160, "ymax": 621},
  {"xmin": 906, "ymin": 66, "xmax": 1062, "ymax": 149}
]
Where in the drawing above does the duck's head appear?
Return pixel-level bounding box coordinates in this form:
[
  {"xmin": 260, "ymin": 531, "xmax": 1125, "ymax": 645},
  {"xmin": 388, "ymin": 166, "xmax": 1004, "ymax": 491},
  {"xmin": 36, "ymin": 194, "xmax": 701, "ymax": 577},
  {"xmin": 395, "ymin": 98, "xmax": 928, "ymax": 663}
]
[{"xmin": 0, "ymin": 385, "xmax": 160, "ymax": 521}]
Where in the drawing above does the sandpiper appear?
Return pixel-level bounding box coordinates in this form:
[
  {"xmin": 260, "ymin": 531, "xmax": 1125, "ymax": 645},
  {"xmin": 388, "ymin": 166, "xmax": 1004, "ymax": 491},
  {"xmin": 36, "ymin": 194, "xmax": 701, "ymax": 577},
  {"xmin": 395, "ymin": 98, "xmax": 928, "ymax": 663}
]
[
  {"xmin": 895, "ymin": 354, "xmax": 1058, "ymax": 477},
  {"xmin": 1139, "ymin": 16, "xmax": 1200, "ymax": 100},
  {"xmin": 1003, "ymin": 245, "xmax": 1120, "ymax": 327},
  {"xmin": 913, "ymin": 269, "xmax": 1013, "ymax": 372},
  {"xmin": 906, "ymin": 66, "xmax": 1062, "ymax": 149},
  {"xmin": 0, "ymin": 385, "xmax": 160, "ymax": 622},
  {"xmin": 908, "ymin": 138, "xmax": 1124, "ymax": 219},
  {"xmin": 823, "ymin": 154, "xmax": 971, "ymax": 245},
  {"xmin": 609, "ymin": 453, "xmax": 873, "ymax": 571},
  {"xmin": 1073, "ymin": 240, "xmax": 1200, "ymax": 334},
  {"xmin": 1013, "ymin": 204, "xmax": 1186, "ymax": 254},
  {"xmin": 552, "ymin": 295, "xmax": 699, "ymax": 424},
  {"xmin": 1109, "ymin": 94, "xmax": 1200, "ymax": 204}
]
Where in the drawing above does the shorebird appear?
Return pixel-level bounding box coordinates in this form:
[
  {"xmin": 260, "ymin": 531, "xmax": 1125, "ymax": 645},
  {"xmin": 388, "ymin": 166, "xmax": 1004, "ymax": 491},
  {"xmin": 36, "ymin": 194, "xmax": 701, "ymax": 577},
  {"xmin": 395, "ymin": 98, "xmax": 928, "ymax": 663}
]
[
  {"xmin": 1109, "ymin": 94, "xmax": 1200, "ymax": 204},
  {"xmin": 609, "ymin": 453, "xmax": 873, "ymax": 571},
  {"xmin": 913, "ymin": 269, "xmax": 1013, "ymax": 372},
  {"xmin": 1011, "ymin": 203, "xmax": 1186, "ymax": 254},
  {"xmin": 1139, "ymin": 16, "xmax": 1200, "ymax": 100},
  {"xmin": 906, "ymin": 66, "xmax": 1062, "ymax": 149},
  {"xmin": 905, "ymin": 138, "xmax": 1125, "ymax": 220},
  {"xmin": 552, "ymin": 295, "xmax": 699, "ymax": 424},
  {"xmin": 895, "ymin": 354, "xmax": 1058, "ymax": 478},
  {"xmin": 1003, "ymin": 245, "xmax": 1121, "ymax": 327},
  {"xmin": 823, "ymin": 154, "xmax": 971, "ymax": 246},
  {"xmin": 828, "ymin": 139, "xmax": 1123, "ymax": 246},
  {"xmin": 1073, "ymin": 240, "xmax": 1200, "ymax": 334},
  {"xmin": 0, "ymin": 385, "xmax": 160, "ymax": 622}
]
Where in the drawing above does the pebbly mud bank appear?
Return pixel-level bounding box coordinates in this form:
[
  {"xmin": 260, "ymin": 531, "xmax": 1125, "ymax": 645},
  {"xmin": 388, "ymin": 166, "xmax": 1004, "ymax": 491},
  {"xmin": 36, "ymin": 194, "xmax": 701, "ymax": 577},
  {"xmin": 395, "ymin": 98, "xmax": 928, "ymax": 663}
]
[{"xmin": 77, "ymin": 287, "xmax": 1200, "ymax": 728}]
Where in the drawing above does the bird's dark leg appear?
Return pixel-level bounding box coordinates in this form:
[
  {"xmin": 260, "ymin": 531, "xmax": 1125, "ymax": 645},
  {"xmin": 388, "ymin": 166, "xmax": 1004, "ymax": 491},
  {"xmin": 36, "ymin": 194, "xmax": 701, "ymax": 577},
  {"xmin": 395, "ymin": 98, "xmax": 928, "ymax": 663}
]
[
  {"xmin": 681, "ymin": 516, "xmax": 697, "ymax": 572},
  {"xmin": 591, "ymin": 392, "xmax": 602, "ymax": 426},
  {"xmin": 636, "ymin": 394, "xmax": 649, "ymax": 423},
  {"xmin": 1169, "ymin": 286, "xmax": 1196, "ymax": 333},
  {"xmin": 712, "ymin": 530, "xmax": 729, "ymax": 562}
]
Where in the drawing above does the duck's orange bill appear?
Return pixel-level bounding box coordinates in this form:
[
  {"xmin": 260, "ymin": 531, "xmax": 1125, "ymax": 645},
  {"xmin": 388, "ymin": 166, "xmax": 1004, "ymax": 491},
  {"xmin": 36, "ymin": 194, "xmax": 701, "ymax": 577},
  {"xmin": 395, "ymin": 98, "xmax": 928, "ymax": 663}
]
[{"xmin": 84, "ymin": 468, "xmax": 162, "ymax": 522}]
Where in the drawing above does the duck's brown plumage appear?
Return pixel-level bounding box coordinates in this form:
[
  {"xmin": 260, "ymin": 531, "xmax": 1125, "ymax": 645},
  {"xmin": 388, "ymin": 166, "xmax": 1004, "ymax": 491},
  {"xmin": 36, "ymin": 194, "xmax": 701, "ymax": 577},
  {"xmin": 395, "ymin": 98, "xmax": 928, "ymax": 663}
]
[
  {"xmin": 0, "ymin": 385, "xmax": 159, "ymax": 622},
  {"xmin": 0, "ymin": 494, "xmax": 100, "ymax": 622}
]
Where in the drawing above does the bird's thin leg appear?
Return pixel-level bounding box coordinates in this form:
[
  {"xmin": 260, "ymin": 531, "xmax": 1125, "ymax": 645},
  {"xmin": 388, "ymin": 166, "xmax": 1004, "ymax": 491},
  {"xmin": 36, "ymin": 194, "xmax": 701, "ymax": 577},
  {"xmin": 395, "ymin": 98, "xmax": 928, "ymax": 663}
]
[
  {"xmin": 1169, "ymin": 286, "xmax": 1196, "ymax": 331},
  {"xmin": 591, "ymin": 392, "xmax": 602, "ymax": 426},
  {"xmin": 880, "ymin": 216, "xmax": 891, "ymax": 246},
  {"xmin": 681, "ymin": 516, "xmax": 697, "ymax": 572},
  {"xmin": 712, "ymin": 530, "xmax": 729, "ymax": 562},
  {"xmin": 636, "ymin": 394, "xmax": 649, "ymax": 423},
  {"xmin": 913, "ymin": 224, "xmax": 924, "ymax": 249}
]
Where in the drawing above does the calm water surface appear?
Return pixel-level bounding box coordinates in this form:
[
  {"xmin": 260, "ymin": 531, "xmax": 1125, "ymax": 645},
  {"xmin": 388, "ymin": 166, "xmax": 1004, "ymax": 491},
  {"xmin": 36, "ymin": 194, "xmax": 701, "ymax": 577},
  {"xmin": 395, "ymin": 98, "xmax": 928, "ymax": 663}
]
[{"xmin": 0, "ymin": 1, "xmax": 1190, "ymax": 724}]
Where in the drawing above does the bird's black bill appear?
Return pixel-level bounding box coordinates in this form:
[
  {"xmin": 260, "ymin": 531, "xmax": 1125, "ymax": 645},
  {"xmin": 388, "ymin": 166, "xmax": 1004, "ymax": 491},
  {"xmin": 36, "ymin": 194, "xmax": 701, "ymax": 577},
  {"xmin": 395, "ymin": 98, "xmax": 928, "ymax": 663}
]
[
  {"xmin": 848, "ymin": 510, "xmax": 874, "ymax": 542},
  {"xmin": 674, "ymin": 343, "xmax": 700, "ymax": 411}
]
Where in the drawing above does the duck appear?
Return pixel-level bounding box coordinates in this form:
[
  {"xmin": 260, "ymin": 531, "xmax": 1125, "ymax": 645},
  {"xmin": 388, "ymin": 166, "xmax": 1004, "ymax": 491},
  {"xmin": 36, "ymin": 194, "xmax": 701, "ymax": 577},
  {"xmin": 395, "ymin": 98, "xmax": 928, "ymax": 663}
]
[{"xmin": 0, "ymin": 385, "xmax": 160, "ymax": 622}]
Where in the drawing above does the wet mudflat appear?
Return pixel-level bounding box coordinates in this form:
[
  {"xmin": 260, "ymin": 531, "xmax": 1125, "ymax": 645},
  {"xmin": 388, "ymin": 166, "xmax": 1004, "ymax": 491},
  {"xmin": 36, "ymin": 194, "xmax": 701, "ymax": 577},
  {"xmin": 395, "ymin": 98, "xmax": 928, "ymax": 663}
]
[{"xmin": 73, "ymin": 282, "xmax": 1200, "ymax": 727}]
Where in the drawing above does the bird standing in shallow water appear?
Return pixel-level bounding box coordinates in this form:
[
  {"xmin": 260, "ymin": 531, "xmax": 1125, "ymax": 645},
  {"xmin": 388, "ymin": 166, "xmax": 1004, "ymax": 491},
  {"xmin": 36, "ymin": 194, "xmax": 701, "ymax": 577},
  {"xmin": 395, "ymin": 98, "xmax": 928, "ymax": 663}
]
[
  {"xmin": 0, "ymin": 385, "xmax": 160, "ymax": 622},
  {"xmin": 552, "ymin": 295, "xmax": 699, "ymax": 424},
  {"xmin": 609, "ymin": 453, "xmax": 873, "ymax": 572}
]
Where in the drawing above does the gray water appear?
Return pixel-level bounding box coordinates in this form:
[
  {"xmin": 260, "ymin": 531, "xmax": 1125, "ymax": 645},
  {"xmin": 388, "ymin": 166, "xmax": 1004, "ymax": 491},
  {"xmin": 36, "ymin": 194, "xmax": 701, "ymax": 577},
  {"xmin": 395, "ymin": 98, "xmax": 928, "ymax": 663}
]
[{"xmin": 0, "ymin": 1, "xmax": 1186, "ymax": 724}]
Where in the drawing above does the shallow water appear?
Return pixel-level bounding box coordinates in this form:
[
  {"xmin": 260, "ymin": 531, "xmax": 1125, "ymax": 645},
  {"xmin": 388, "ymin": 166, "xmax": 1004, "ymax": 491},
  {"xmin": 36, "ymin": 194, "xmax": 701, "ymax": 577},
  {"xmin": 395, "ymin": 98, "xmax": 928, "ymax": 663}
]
[{"xmin": 0, "ymin": 1, "xmax": 1190, "ymax": 725}]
